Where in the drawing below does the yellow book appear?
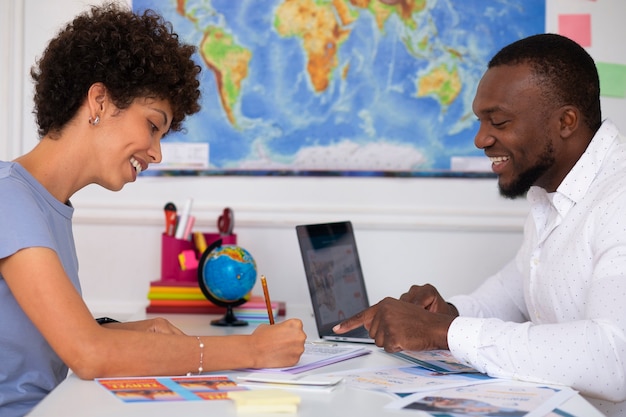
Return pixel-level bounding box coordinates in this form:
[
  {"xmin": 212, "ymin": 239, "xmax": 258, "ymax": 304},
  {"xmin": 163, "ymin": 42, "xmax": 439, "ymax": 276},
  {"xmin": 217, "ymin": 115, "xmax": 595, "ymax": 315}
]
[
  {"xmin": 227, "ymin": 389, "xmax": 300, "ymax": 414},
  {"xmin": 149, "ymin": 286, "xmax": 203, "ymax": 294},
  {"xmin": 147, "ymin": 292, "xmax": 207, "ymax": 300}
]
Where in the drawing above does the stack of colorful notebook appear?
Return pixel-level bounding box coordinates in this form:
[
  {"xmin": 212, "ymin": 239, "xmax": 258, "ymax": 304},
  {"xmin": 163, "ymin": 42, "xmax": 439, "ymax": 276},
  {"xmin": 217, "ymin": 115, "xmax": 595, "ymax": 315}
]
[
  {"xmin": 146, "ymin": 280, "xmax": 223, "ymax": 314},
  {"xmin": 146, "ymin": 280, "xmax": 285, "ymax": 322}
]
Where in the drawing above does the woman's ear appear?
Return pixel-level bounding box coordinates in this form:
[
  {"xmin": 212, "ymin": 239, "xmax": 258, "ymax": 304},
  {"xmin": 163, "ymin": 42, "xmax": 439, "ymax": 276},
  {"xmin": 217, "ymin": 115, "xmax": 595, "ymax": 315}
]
[{"xmin": 87, "ymin": 82, "xmax": 107, "ymax": 122}]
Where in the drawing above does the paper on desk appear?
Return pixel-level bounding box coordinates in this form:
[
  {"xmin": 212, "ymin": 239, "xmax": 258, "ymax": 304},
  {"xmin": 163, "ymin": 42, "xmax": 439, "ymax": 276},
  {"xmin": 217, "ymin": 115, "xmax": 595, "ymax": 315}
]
[
  {"xmin": 386, "ymin": 380, "xmax": 577, "ymax": 417},
  {"xmin": 238, "ymin": 373, "xmax": 343, "ymax": 386},
  {"xmin": 326, "ymin": 365, "xmax": 494, "ymax": 394},
  {"xmin": 242, "ymin": 343, "xmax": 370, "ymax": 374},
  {"xmin": 236, "ymin": 373, "xmax": 342, "ymax": 393}
]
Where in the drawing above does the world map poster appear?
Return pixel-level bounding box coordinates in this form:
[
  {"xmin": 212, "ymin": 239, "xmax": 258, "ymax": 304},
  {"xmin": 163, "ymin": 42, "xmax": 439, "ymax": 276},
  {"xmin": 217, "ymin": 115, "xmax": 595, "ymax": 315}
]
[{"xmin": 132, "ymin": 0, "xmax": 545, "ymax": 176}]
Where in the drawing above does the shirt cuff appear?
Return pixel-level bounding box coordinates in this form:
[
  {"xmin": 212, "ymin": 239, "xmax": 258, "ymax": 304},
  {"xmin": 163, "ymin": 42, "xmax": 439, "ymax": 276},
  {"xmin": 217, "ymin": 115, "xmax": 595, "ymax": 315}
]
[{"xmin": 448, "ymin": 316, "xmax": 486, "ymax": 373}]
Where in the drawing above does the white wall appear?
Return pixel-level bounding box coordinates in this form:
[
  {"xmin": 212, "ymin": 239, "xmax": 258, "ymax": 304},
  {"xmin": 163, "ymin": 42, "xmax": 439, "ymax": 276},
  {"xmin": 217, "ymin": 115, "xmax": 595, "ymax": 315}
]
[
  {"xmin": 0, "ymin": 1, "xmax": 23, "ymax": 162},
  {"xmin": 70, "ymin": 176, "xmax": 528, "ymax": 315},
  {"xmin": 2, "ymin": 0, "xmax": 625, "ymax": 318}
]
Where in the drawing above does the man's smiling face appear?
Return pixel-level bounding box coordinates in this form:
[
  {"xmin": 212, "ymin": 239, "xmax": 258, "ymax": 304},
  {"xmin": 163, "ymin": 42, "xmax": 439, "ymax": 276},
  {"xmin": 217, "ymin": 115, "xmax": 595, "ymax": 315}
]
[{"xmin": 472, "ymin": 64, "xmax": 559, "ymax": 198}]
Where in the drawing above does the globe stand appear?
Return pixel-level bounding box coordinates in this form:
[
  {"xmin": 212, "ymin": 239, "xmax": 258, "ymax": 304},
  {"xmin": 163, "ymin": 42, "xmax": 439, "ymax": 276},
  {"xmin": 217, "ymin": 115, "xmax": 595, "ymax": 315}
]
[{"xmin": 211, "ymin": 305, "xmax": 248, "ymax": 327}]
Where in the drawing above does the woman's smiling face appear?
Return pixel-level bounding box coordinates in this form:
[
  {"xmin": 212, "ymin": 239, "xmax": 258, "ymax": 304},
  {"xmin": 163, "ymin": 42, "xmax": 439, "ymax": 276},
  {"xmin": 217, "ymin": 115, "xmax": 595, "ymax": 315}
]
[{"xmin": 93, "ymin": 96, "xmax": 172, "ymax": 191}]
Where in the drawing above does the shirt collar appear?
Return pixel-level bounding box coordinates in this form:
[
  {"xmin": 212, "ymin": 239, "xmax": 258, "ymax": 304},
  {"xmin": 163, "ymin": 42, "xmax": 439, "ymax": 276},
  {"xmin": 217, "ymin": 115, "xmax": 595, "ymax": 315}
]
[
  {"xmin": 528, "ymin": 119, "xmax": 619, "ymax": 216},
  {"xmin": 557, "ymin": 119, "xmax": 619, "ymax": 203}
]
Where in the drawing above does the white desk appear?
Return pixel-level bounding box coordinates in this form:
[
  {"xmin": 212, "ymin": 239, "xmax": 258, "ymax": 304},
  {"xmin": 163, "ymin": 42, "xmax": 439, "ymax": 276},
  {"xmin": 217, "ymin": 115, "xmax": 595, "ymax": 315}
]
[{"xmin": 27, "ymin": 307, "xmax": 604, "ymax": 417}]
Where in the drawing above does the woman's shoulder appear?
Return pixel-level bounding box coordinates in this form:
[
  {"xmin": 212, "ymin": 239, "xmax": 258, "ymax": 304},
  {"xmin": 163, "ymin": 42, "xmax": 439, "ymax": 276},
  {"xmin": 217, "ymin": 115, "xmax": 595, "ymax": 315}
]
[
  {"xmin": 0, "ymin": 160, "xmax": 17, "ymax": 177},
  {"xmin": 0, "ymin": 161, "xmax": 41, "ymax": 205},
  {"xmin": 0, "ymin": 162, "xmax": 67, "ymax": 257},
  {"xmin": 0, "ymin": 161, "xmax": 71, "ymax": 216},
  {"xmin": 0, "ymin": 160, "xmax": 33, "ymax": 188}
]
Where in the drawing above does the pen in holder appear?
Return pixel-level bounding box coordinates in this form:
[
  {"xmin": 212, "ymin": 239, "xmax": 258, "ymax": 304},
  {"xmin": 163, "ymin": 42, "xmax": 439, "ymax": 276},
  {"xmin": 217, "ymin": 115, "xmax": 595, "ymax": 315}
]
[{"xmin": 161, "ymin": 233, "xmax": 237, "ymax": 282}]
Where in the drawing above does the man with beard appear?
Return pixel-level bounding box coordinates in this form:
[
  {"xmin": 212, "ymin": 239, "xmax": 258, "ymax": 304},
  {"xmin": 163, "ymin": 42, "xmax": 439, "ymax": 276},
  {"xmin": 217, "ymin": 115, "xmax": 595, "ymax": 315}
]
[{"xmin": 334, "ymin": 33, "xmax": 626, "ymax": 416}]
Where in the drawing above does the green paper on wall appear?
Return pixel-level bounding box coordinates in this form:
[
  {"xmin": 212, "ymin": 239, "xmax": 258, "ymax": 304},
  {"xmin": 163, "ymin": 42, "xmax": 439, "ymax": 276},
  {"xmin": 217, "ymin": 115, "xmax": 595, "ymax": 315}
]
[{"xmin": 597, "ymin": 62, "xmax": 626, "ymax": 98}]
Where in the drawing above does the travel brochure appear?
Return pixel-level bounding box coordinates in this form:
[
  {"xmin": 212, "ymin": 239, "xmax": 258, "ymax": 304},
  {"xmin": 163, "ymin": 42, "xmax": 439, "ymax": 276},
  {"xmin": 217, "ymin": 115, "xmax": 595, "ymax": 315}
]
[{"xmin": 96, "ymin": 375, "xmax": 245, "ymax": 402}]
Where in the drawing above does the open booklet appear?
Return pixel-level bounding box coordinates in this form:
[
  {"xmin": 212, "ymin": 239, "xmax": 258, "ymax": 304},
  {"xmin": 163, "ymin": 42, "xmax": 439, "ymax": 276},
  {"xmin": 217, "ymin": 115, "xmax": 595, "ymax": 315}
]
[{"xmin": 241, "ymin": 342, "xmax": 370, "ymax": 374}]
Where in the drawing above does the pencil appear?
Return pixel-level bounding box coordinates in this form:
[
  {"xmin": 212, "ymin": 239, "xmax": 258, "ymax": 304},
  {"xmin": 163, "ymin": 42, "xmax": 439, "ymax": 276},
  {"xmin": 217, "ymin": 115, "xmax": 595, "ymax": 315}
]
[{"xmin": 260, "ymin": 275, "xmax": 275, "ymax": 325}]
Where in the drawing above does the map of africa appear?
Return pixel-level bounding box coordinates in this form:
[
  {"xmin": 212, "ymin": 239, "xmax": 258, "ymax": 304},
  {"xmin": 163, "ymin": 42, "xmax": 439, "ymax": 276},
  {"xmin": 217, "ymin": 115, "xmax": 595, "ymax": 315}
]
[{"xmin": 133, "ymin": 0, "xmax": 545, "ymax": 175}]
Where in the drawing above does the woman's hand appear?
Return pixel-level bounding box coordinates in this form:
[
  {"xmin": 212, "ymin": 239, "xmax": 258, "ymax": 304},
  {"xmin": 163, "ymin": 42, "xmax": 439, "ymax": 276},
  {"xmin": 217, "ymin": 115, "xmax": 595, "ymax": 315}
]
[{"xmin": 249, "ymin": 318, "xmax": 306, "ymax": 368}]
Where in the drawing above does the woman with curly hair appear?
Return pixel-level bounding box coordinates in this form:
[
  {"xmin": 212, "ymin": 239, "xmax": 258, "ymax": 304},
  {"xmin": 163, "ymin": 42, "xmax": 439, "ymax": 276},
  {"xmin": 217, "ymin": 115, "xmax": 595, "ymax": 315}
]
[{"xmin": 0, "ymin": 4, "xmax": 305, "ymax": 416}]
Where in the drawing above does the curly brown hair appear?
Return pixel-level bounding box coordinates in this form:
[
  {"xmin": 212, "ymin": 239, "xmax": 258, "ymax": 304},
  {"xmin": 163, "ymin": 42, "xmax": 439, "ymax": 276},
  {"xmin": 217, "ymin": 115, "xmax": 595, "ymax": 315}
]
[{"xmin": 30, "ymin": 2, "xmax": 201, "ymax": 137}]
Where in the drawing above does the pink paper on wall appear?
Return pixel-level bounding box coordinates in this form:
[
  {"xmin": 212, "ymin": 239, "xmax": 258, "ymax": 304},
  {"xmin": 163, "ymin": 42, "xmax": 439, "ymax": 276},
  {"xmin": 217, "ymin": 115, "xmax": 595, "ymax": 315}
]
[{"xmin": 558, "ymin": 14, "xmax": 592, "ymax": 47}]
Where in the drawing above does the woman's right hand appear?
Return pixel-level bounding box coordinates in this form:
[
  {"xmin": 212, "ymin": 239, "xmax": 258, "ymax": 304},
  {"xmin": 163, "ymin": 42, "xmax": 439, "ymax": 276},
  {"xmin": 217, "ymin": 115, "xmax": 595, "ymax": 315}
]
[{"xmin": 249, "ymin": 318, "xmax": 306, "ymax": 368}]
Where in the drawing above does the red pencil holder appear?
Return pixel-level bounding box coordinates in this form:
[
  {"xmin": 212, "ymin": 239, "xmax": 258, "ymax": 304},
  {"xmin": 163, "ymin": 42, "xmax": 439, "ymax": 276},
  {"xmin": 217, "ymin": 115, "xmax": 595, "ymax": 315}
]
[{"xmin": 160, "ymin": 233, "xmax": 237, "ymax": 282}]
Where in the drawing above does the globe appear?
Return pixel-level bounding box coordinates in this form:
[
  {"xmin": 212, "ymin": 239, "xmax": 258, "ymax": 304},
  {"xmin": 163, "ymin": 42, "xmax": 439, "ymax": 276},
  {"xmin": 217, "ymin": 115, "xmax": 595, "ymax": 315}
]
[{"xmin": 198, "ymin": 242, "xmax": 257, "ymax": 326}]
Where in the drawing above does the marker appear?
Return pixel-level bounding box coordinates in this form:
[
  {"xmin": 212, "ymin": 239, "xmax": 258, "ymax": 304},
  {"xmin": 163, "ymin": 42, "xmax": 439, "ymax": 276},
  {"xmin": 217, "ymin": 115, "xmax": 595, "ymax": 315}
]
[
  {"xmin": 182, "ymin": 215, "xmax": 196, "ymax": 241},
  {"xmin": 193, "ymin": 232, "xmax": 208, "ymax": 254},
  {"xmin": 260, "ymin": 275, "xmax": 275, "ymax": 325},
  {"xmin": 174, "ymin": 198, "xmax": 193, "ymax": 240},
  {"xmin": 164, "ymin": 202, "xmax": 177, "ymax": 236}
]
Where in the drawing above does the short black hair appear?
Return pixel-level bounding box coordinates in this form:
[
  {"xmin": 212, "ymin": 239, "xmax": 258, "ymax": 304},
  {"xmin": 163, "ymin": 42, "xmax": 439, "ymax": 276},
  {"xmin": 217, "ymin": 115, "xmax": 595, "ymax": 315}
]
[
  {"xmin": 489, "ymin": 33, "xmax": 601, "ymax": 131},
  {"xmin": 31, "ymin": 2, "xmax": 202, "ymax": 137}
]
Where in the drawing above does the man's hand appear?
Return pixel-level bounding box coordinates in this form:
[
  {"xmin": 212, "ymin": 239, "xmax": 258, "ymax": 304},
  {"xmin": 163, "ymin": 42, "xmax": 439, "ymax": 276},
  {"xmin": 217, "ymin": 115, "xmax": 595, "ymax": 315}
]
[
  {"xmin": 332, "ymin": 303, "xmax": 379, "ymax": 335},
  {"xmin": 364, "ymin": 297, "xmax": 455, "ymax": 352},
  {"xmin": 333, "ymin": 284, "xmax": 459, "ymax": 353},
  {"xmin": 399, "ymin": 284, "xmax": 458, "ymax": 316}
]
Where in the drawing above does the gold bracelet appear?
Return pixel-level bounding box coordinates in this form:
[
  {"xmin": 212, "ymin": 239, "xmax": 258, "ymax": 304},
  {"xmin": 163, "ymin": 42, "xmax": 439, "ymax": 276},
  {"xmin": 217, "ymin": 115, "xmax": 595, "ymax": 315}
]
[{"xmin": 187, "ymin": 336, "xmax": 204, "ymax": 376}]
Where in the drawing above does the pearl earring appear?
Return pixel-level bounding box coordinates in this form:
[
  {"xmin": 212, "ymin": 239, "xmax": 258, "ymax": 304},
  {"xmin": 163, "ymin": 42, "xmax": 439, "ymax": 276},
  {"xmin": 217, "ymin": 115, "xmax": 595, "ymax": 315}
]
[{"xmin": 89, "ymin": 115, "xmax": 100, "ymax": 126}]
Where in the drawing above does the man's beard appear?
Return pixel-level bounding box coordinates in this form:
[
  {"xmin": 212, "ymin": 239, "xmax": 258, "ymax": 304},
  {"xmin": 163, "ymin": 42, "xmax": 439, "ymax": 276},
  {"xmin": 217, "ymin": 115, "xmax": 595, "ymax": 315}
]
[{"xmin": 498, "ymin": 141, "xmax": 555, "ymax": 199}]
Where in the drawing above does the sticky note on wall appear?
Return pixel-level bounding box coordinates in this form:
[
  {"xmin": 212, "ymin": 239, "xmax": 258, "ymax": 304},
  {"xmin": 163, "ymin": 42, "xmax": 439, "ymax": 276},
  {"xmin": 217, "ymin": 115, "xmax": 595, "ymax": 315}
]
[
  {"xmin": 558, "ymin": 14, "xmax": 591, "ymax": 47},
  {"xmin": 596, "ymin": 62, "xmax": 626, "ymax": 98}
]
